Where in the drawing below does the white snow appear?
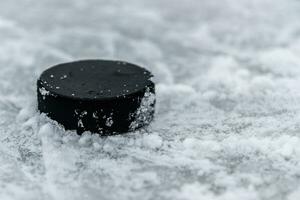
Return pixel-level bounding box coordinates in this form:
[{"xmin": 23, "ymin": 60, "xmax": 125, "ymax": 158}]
[
  {"xmin": 1, "ymin": 0, "xmax": 300, "ymax": 199},
  {"xmin": 129, "ymin": 87, "xmax": 155, "ymax": 130}
]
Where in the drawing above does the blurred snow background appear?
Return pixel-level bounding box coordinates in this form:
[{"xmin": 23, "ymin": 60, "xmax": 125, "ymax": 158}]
[{"xmin": 1, "ymin": 0, "xmax": 300, "ymax": 199}]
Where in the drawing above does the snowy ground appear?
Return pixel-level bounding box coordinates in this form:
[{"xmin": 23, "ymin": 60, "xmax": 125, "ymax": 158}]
[{"xmin": 1, "ymin": 0, "xmax": 300, "ymax": 199}]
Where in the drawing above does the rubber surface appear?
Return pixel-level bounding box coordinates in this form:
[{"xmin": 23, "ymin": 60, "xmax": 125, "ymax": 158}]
[{"xmin": 37, "ymin": 60, "xmax": 155, "ymax": 135}]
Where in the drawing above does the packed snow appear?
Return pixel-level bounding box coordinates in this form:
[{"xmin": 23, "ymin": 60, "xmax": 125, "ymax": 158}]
[{"xmin": 1, "ymin": 0, "xmax": 300, "ymax": 199}]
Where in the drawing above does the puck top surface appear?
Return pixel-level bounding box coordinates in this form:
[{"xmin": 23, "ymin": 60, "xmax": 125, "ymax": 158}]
[{"xmin": 39, "ymin": 60, "xmax": 154, "ymax": 100}]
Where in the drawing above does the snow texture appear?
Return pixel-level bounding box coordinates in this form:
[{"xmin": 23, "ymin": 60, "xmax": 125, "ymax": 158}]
[{"xmin": 0, "ymin": 0, "xmax": 300, "ymax": 199}]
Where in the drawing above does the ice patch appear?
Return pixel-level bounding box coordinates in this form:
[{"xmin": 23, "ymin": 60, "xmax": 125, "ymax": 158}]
[
  {"xmin": 39, "ymin": 87, "xmax": 50, "ymax": 100},
  {"xmin": 129, "ymin": 88, "xmax": 155, "ymax": 130},
  {"xmin": 143, "ymin": 134, "xmax": 163, "ymax": 149},
  {"xmin": 105, "ymin": 116, "xmax": 114, "ymax": 127}
]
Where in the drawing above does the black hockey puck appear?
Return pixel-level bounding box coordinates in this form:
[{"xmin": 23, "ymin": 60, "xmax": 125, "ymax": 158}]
[{"xmin": 37, "ymin": 60, "xmax": 155, "ymax": 135}]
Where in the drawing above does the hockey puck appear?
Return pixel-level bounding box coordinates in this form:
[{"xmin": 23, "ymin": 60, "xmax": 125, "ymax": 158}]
[{"xmin": 37, "ymin": 60, "xmax": 155, "ymax": 135}]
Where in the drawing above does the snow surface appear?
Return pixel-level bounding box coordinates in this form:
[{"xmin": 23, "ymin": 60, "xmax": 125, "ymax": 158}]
[{"xmin": 1, "ymin": 0, "xmax": 300, "ymax": 199}]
